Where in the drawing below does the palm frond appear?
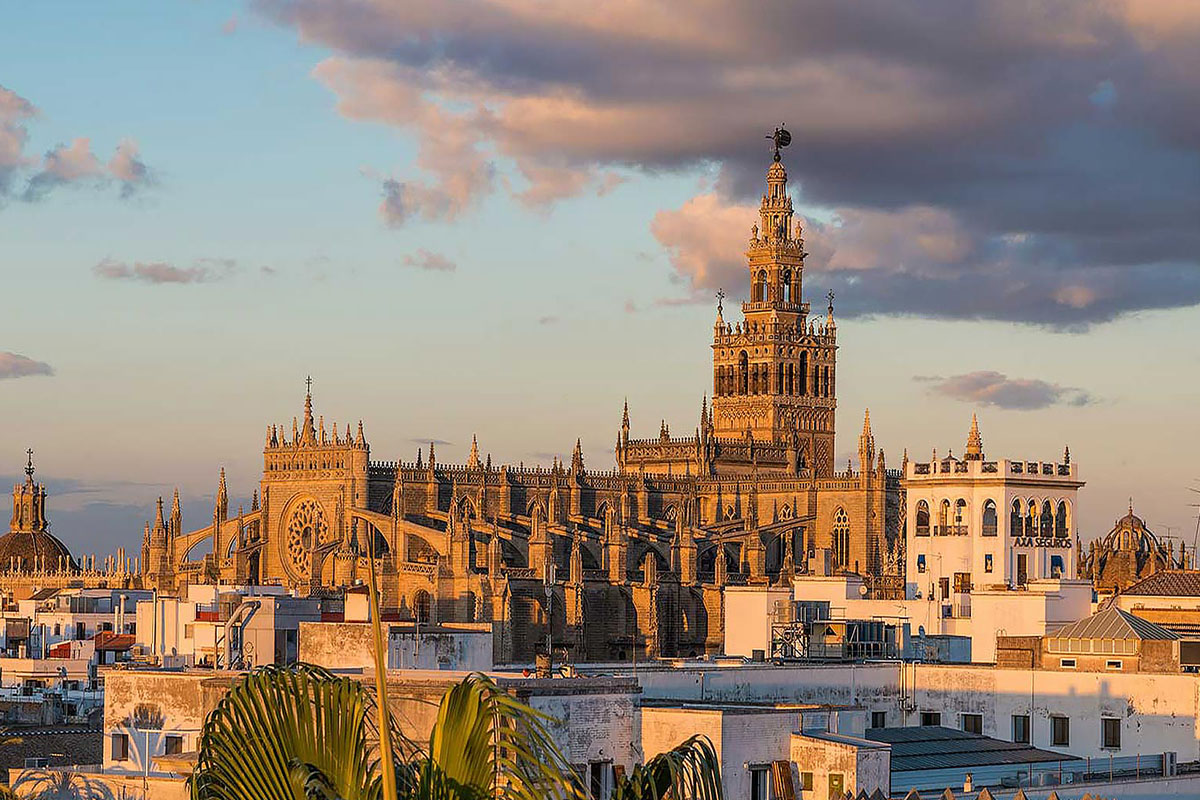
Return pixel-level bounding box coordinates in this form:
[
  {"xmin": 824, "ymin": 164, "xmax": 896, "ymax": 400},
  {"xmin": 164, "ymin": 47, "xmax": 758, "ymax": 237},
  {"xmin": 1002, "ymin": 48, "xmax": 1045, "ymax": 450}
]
[
  {"xmin": 426, "ymin": 673, "xmax": 583, "ymax": 800},
  {"xmin": 612, "ymin": 735, "xmax": 724, "ymax": 800},
  {"xmin": 189, "ymin": 663, "xmax": 384, "ymax": 800}
]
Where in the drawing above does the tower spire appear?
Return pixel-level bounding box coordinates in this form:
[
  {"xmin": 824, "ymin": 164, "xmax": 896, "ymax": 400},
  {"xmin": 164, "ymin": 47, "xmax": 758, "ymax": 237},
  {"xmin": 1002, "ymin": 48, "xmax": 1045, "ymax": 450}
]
[
  {"xmin": 24, "ymin": 448, "xmax": 34, "ymax": 481},
  {"xmin": 966, "ymin": 413, "xmax": 983, "ymax": 460},
  {"xmin": 300, "ymin": 376, "xmax": 317, "ymax": 445}
]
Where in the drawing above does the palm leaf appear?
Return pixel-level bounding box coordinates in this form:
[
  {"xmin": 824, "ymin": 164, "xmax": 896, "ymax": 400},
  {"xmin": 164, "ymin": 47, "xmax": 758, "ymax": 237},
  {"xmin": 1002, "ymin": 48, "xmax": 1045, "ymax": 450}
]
[
  {"xmin": 425, "ymin": 673, "xmax": 583, "ymax": 800},
  {"xmin": 611, "ymin": 735, "xmax": 724, "ymax": 800},
  {"xmin": 189, "ymin": 663, "xmax": 385, "ymax": 800}
]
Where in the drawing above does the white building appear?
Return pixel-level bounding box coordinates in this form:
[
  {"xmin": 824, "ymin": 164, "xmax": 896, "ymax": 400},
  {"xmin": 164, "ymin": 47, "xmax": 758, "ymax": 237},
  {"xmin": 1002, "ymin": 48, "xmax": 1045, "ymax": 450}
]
[{"xmin": 904, "ymin": 415, "xmax": 1083, "ymax": 600}]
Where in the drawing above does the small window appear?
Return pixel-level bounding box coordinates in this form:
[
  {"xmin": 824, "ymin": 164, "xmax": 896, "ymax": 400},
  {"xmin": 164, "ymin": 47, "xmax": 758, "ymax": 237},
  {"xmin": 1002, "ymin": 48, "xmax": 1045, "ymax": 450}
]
[
  {"xmin": 1106, "ymin": 659, "xmax": 1123, "ymax": 670},
  {"xmin": 1060, "ymin": 658, "xmax": 1076, "ymax": 669},
  {"xmin": 962, "ymin": 714, "xmax": 983, "ymax": 734},
  {"xmin": 165, "ymin": 735, "xmax": 183, "ymax": 755},
  {"xmin": 871, "ymin": 711, "xmax": 887, "ymax": 729},
  {"xmin": 112, "ymin": 733, "xmax": 129, "ymax": 761},
  {"xmin": 184, "ymin": 624, "xmax": 195, "ymax": 639},
  {"xmin": 749, "ymin": 765, "xmax": 770, "ymax": 800},
  {"xmin": 1012, "ymin": 714, "xmax": 1030, "ymax": 744},
  {"xmin": 984, "ymin": 554, "xmax": 994, "ymax": 573},
  {"xmin": 1102, "ymin": 718, "xmax": 1121, "ymax": 750},
  {"xmin": 800, "ymin": 772, "xmax": 814, "ymax": 791},
  {"xmin": 920, "ymin": 712, "xmax": 941, "ymax": 726},
  {"xmin": 917, "ymin": 555, "xmax": 926, "ymax": 573},
  {"xmin": 1051, "ymin": 715, "xmax": 1070, "ymax": 747}
]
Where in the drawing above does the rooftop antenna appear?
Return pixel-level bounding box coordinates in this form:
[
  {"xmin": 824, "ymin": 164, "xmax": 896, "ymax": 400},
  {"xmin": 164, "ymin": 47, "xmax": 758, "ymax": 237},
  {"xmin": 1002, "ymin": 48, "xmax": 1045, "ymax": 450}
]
[{"xmin": 1189, "ymin": 484, "xmax": 1200, "ymax": 557}]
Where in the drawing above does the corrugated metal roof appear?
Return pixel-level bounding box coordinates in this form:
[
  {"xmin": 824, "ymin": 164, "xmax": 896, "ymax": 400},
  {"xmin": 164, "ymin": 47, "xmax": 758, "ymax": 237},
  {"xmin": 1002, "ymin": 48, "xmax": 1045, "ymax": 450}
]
[
  {"xmin": 1121, "ymin": 570, "xmax": 1200, "ymax": 597},
  {"xmin": 866, "ymin": 727, "xmax": 1065, "ymax": 772},
  {"xmin": 1052, "ymin": 606, "xmax": 1178, "ymax": 641}
]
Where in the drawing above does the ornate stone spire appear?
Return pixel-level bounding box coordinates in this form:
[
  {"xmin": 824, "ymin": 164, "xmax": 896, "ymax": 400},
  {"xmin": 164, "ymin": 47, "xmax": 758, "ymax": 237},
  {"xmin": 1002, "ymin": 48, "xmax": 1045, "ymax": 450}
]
[
  {"xmin": 571, "ymin": 438, "xmax": 584, "ymax": 474},
  {"xmin": 965, "ymin": 413, "xmax": 984, "ymax": 461},
  {"xmin": 468, "ymin": 434, "xmax": 481, "ymax": 469},
  {"xmin": 215, "ymin": 467, "xmax": 228, "ymax": 522},
  {"xmin": 170, "ymin": 488, "xmax": 181, "ymax": 537},
  {"xmin": 300, "ymin": 377, "xmax": 317, "ymax": 445},
  {"xmin": 858, "ymin": 408, "xmax": 875, "ymax": 469}
]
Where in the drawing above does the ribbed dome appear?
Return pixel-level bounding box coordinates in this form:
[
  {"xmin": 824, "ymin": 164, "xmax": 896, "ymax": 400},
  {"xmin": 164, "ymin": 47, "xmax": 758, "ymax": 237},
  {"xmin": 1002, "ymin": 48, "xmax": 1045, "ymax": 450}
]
[{"xmin": 0, "ymin": 528, "xmax": 74, "ymax": 572}]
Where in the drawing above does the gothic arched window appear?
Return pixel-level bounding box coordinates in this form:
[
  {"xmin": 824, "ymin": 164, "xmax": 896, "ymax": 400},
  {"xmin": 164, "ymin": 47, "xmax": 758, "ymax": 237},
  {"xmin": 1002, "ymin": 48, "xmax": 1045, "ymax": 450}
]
[
  {"xmin": 1011, "ymin": 499, "xmax": 1022, "ymax": 536},
  {"xmin": 1025, "ymin": 500, "xmax": 1037, "ymax": 536},
  {"xmin": 954, "ymin": 499, "xmax": 967, "ymax": 533},
  {"xmin": 1040, "ymin": 500, "xmax": 1053, "ymax": 538},
  {"xmin": 1055, "ymin": 501, "xmax": 1069, "ymax": 538},
  {"xmin": 832, "ymin": 508, "xmax": 850, "ymax": 568},
  {"xmin": 983, "ymin": 500, "xmax": 998, "ymax": 537},
  {"xmin": 915, "ymin": 501, "xmax": 930, "ymax": 536},
  {"xmin": 413, "ymin": 590, "xmax": 432, "ymax": 624},
  {"xmin": 939, "ymin": 500, "xmax": 950, "ymax": 535},
  {"xmin": 738, "ymin": 351, "xmax": 749, "ymax": 395},
  {"xmin": 781, "ymin": 269, "xmax": 792, "ymax": 303}
]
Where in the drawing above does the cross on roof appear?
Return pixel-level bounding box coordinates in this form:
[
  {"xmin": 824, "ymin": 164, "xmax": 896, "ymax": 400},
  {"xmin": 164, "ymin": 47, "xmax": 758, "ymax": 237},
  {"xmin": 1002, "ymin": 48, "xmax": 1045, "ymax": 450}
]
[
  {"xmin": 25, "ymin": 448, "xmax": 34, "ymax": 478},
  {"xmin": 305, "ymin": 375, "xmax": 313, "ymax": 394}
]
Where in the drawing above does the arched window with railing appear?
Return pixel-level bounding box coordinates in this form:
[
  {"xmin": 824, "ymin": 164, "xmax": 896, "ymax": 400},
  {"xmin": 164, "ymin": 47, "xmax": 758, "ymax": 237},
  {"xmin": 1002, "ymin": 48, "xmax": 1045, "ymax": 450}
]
[
  {"xmin": 1025, "ymin": 500, "xmax": 1037, "ymax": 536},
  {"xmin": 781, "ymin": 269, "xmax": 792, "ymax": 303},
  {"xmin": 1055, "ymin": 501, "xmax": 1068, "ymax": 538},
  {"xmin": 915, "ymin": 501, "xmax": 930, "ymax": 536},
  {"xmin": 954, "ymin": 499, "xmax": 967, "ymax": 534},
  {"xmin": 983, "ymin": 500, "xmax": 998, "ymax": 537},
  {"xmin": 939, "ymin": 500, "xmax": 950, "ymax": 535}
]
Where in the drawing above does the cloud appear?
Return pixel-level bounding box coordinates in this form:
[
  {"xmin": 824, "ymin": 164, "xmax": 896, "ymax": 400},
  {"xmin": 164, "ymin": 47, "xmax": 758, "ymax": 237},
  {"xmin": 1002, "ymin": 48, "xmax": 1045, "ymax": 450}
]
[
  {"xmin": 919, "ymin": 371, "xmax": 1094, "ymax": 410},
  {"xmin": 0, "ymin": 351, "xmax": 54, "ymax": 380},
  {"xmin": 537, "ymin": 315, "xmax": 558, "ymax": 325},
  {"xmin": 0, "ymin": 84, "xmax": 155, "ymax": 203},
  {"xmin": 253, "ymin": 0, "xmax": 1200, "ymax": 326},
  {"xmin": 409, "ymin": 438, "xmax": 453, "ymax": 446},
  {"xmin": 93, "ymin": 257, "xmax": 237, "ymax": 285},
  {"xmin": 400, "ymin": 248, "xmax": 456, "ymax": 272},
  {"xmin": 222, "ymin": 14, "xmax": 239, "ymax": 34}
]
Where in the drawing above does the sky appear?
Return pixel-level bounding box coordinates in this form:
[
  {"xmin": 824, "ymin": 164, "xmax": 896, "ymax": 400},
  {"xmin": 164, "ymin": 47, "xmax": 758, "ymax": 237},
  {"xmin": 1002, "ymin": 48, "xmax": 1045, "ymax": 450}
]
[{"xmin": 1, "ymin": 0, "xmax": 1199, "ymax": 560}]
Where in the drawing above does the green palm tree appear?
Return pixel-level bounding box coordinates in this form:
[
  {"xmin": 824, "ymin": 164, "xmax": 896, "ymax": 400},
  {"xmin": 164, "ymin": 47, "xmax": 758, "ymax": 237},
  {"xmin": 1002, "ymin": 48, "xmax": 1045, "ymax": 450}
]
[{"xmin": 188, "ymin": 665, "xmax": 723, "ymax": 800}]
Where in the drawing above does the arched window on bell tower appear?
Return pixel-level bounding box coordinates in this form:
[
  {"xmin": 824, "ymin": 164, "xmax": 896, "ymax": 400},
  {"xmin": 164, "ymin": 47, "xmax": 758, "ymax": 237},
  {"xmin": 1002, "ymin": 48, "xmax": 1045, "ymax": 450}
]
[
  {"xmin": 781, "ymin": 269, "xmax": 792, "ymax": 303},
  {"xmin": 798, "ymin": 352, "xmax": 808, "ymax": 396},
  {"xmin": 753, "ymin": 271, "xmax": 767, "ymax": 303},
  {"xmin": 738, "ymin": 351, "xmax": 749, "ymax": 395}
]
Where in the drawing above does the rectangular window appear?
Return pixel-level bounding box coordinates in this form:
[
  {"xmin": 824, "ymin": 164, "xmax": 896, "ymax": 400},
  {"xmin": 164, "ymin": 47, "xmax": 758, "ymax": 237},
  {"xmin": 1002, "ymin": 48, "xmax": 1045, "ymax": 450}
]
[
  {"xmin": 111, "ymin": 733, "xmax": 129, "ymax": 761},
  {"xmin": 1051, "ymin": 715, "xmax": 1070, "ymax": 747},
  {"xmin": 1106, "ymin": 659, "xmax": 1123, "ymax": 670},
  {"xmin": 1102, "ymin": 718, "xmax": 1121, "ymax": 750},
  {"xmin": 1012, "ymin": 715, "xmax": 1030, "ymax": 744},
  {"xmin": 985, "ymin": 554, "xmax": 994, "ymax": 573},
  {"xmin": 588, "ymin": 761, "xmax": 613, "ymax": 800},
  {"xmin": 750, "ymin": 766, "xmax": 770, "ymax": 800},
  {"xmin": 1060, "ymin": 658, "xmax": 1076, "ymax": 669},
  {"xmin": 165, "ymin": 735, "xmax": 183, "ymax": 756},
  {"xmin": 939, "ymin": 577, "xmax": 950, "ymax": 601},
  {"xmin": 800, "ymin": 772, "xmax": 814, "ymax": 791},
  {"xmin": 920, "ymin": 712, "xmax": 941, "ymax": 726},
  {"xmin": 184, "ymin": 624, "xmax": 195, "ymax": 639},
  {"xmin": 961, "ymin": 714, "xmax": 983, "ymax": 735},
  {"xmin": 871, "ymin": 711, "xmax": 887, "ymax": 729},
  {"xmin": 953, "ymin": 572, "xmax": 972, "ymax": 593},
  {"xmin": 917, "ymin": 555, "xmax": 926, "ymax": 573}
]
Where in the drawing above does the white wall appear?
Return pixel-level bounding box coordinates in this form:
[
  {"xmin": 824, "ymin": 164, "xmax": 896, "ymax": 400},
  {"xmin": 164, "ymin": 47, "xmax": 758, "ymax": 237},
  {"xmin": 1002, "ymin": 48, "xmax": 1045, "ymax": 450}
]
[{"xmin": 724, "ymin": 587, "xmax": 793, "ymax": 657}]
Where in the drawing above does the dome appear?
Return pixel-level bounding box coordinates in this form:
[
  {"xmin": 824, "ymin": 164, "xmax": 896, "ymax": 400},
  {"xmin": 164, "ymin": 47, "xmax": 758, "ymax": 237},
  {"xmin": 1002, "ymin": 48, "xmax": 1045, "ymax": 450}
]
[{"xmin": 0, "ymin": 528, "xmax": 75, "ymax": 573}]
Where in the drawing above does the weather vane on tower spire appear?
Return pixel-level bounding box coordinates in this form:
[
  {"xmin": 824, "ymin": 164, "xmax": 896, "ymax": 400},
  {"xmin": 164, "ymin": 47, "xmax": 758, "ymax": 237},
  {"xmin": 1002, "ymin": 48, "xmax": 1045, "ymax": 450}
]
[{"xmin": 767, "ymin": 125, "xmax": 791, "ymax": 162}]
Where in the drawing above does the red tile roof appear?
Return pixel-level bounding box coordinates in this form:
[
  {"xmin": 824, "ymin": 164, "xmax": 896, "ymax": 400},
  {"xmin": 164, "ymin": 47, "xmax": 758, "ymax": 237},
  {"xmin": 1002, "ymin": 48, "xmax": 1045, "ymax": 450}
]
[{"xmin": 1120, "ymin": 570, "xmax": 1200, "ymax": 597}]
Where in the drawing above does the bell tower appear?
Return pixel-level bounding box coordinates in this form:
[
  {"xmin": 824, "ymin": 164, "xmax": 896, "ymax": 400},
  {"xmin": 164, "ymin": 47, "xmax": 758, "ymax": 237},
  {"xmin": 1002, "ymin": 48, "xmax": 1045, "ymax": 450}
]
[{"xmin": 710, "ymin": 128, "xmax": 838, "ymax": 475}]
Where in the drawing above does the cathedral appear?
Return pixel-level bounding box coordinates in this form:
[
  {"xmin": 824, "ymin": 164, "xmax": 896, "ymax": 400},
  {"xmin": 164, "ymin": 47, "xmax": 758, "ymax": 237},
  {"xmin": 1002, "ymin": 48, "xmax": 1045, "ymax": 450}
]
[{"xmin": 4, "ymin": 144, "xmax": 905, "ymax": 662}]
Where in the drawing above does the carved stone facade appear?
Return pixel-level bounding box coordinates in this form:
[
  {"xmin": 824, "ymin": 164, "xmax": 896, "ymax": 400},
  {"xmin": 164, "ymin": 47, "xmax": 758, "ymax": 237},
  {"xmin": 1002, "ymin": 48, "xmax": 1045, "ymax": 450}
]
[{"xmin": 2, "ymin": 149, "xmax": 904, "ymax": 663}]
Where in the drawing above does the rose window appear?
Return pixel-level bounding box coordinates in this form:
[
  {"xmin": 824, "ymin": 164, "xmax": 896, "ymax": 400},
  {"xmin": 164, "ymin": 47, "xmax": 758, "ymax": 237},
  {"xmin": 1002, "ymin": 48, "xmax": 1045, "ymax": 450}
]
[{"xmin": 285, "ymin": 499, "xmax": 328, "ymax": 576}]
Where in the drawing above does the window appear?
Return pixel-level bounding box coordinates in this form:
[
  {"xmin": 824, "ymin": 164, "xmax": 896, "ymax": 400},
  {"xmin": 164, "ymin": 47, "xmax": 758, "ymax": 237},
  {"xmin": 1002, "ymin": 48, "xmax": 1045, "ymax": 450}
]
[
  {"xmin": 1051, "ymin": 715, "xmax": 1070, "ymax": 747},
  {"xmin": 1011, "ymin": 500, "xmax": 1022, "ymax": 537},
  {"xmin": 184, "ymin": 624, "xmax": 195, "ymax": 639},
  {"xmin": 917, "ymin": 555, "xmax": 926, "ymax": 573},
  {"xmin": 938, "ymin": 500, "xmax": 950, "ymax": 534},
  {"xmin": 982, "ymin": 500, "xmax": 997, "ymax": 537},
  {"xmin": 1012, "ymin": 715, "xmax": 1030, "ymax": 744},
  {"xmin": 962, "ymin": 714, "xmax": 983, "ymax": 734},
  {"xmin": 920, "ymin": 712, "xmax": 941, "ymax": 726},
  {"xmin": 588, "ymin": 761, "xmax": 613, "ymax": 800},
  {"xmin": 749, "ymin": 765, "xmax": 770, "ymax": 800},
  {"xmin": 832, "ymin": 508, "xmax": 850, "ymax": 568},
  {"xmin": 1050, "ymin": 555, "xmax": 1064, "ymax": 578},
  {"xmin": 871, "ymin": 711, "xmax": 887, "ymax": 729},
  {"xmin": 1016, "ymin": 554, "xmax": 1028, "ymax": 586},
  {"xmin": 953, "ymin": 572, "xmax": 972, "ymax": 593},
  {"xmin": 985, "ymin": 554, "xmax": 994, "ymax": 573},
  {"xmin": 800, "ymin": 772, "xmax": 814, "ymax": 791},
  {"xmin": 915, "ymin": 501, "xmax": 930, "ymax": 536},
  {"xmin": 1055, "ymin": 501, "xmax": 1069, "ymax": 538},
  {"xmin": 1106, "ymin": 659, "xmax": 1123, "ymax": 670},
  {"xmin": 939, "ymin": 577, "xmax": 950, "ymax": 601},
  {"xmin": 1041, "ymin": 500, "xmax": 1053, "ymax": 537},
  {"xmin": 165, "ymin": 735, "xmax": 183, "ymax": 756},
  {"xmin": 111, "ymin": 733, "xmax": 129, "ymax": 761},
  {"xmin": 1060, "ymin": 658, "xmax": 1076, "ymax": 669},
  {"xmin": 954, "ymin": 499, "xmax": 967, "ymax": 533},
  {"xmin": 1102, "ymin": 718, "xmax": 1121, "ymax": 750}
]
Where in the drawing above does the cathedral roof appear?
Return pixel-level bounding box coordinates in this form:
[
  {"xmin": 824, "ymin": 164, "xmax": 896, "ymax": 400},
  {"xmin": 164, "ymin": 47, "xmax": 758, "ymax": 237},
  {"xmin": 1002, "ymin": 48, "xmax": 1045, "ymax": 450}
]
[
  {"xmin": 1053, "ymin": 606, "xmax": 1178, "ymax": 642},
  {"xmin": 0, "ymin": 528, "xmax": 74, "ymax": 573},
  {"xmin": 1120, "ymin": 570, "xmax": 1200, "ymax": 598}
]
